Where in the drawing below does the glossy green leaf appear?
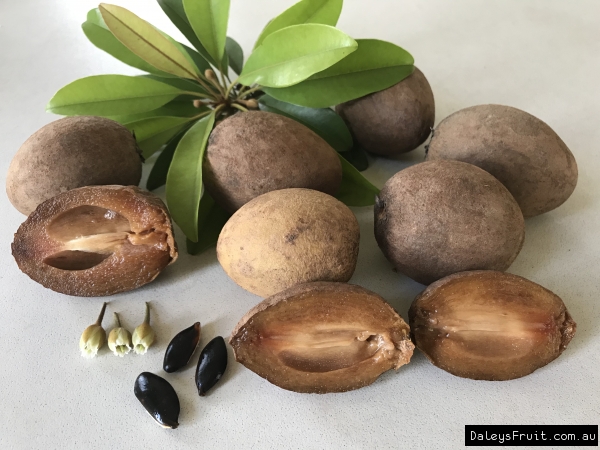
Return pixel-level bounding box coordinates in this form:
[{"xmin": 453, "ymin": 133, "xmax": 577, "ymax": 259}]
[
  {"xmin": 342, "ymin": 143, "xmax": 369, "ymax": 171},
  {"xmin": 141, "ymin": 74, "xmax": 207, "ymax": 95},
  {"xmin": 166, "ymin": 112, "xmax": 216, "ymax": 241},
  {"xmin": 126, "ymin": 116, "xmax": 194, "ymax": 158},
  {"xmin": 265, "ymin": 39, "xmax": 414, "ymax": 107},
  {"xmin": 146, "ymin": 132, "xmax": 184, "ymax": 191},
  {"xmin": 99, "ymin": 3, "xmax": 199, "ymax": 80},
  {"xmin": 225, "ymin": 37, "xmax": 244, "ymax": 75},
  {"xmin": 239, "ymin": 24, "xmax": 357, "ymax": 88},
  {"xmin": 186, "ymin": 192, "xmax": 231, "ymax": 255},
  {"xmin": 336, "ymin": 153, "xmax": 379, "ymax": 206},
  {"xmin": 46, "ymin": 75, "xmax": 186, "ymax": 116},
  {"xmin": 82, "ymin": 9, "xmax": 174, "ymax": 77},
  {"xmin": 183, "ymin": 0, "xmax": 230, "ymax": 65},
  {"xmin": 109, "ymin": 100, "xmax": 206, "ymax": 123},
  {"xmin": 157, "ymin": 0, "xmax": 217, "ymax": 66},
  {"xmin": 258, "ymin": 94, "xmax": 352, "ymax": 152},
  {"xmin": 254, "ymin": 0, "xmax": 343, "ymax": 49}
]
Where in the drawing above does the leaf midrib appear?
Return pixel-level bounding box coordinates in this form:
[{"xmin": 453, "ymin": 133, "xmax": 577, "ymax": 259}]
[{"xmin": 49, "ymin": 92, "xmax": 178, "ymax": 109}]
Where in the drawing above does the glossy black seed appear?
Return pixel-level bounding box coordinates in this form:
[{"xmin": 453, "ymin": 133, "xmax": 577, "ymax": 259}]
[
  {"xmin": 163, "ymin": 322, "xmax": 201, "ymax": 373},
  {"xmin": 134, "ymin": 372, "xmax": 180, "ymax": 429},
  {"xmin": 195, "ymin": 336, "xmax": 228, "ymax": 396}
]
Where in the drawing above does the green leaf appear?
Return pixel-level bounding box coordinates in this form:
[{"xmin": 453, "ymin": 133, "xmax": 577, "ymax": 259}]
[
  {"xmin": 157, "ymin": 0, "xmax": 217, "ymax": 66},
  {"xmin": 186, "ymin": 192, "xmax": 231, "ymax": 255},
  {"xmin": 166, "ymin": 112, "xmax": 216, "ymax": 241},
  {"xmin": 126, "ymin": 116, "xmax": 194, "ymax": 158},
  {"xmin": 264, "ymin": 39, "xmax": 414, "ymax": 107},
  {"xmin": 146, "ymin": 131, "xmax": 184, "ymax": 191},
  {"xmin": 342, "ymin": 143, "xmax": 369, "ymax": 171},
  {"xmin": 183, "ymin": 0, "xmax": 230, "ymax": 65},
  {"xmin": 46, "ymin": 75, "xmax": 186, "ymax": 116},
  {"xmin": 99, "ymin": 3, "xmax": 199, "ymax": 80},
  {"xmin": 239, "ymin": 24, "xmax": 357, "ymax": 88},
  {"xmin": 109, "ymin": 100, "xmax": 206, "ymax": 123},
  {"xmin": 258, "ymin": 94, "xmax": 352, "ymax": 152},
  {"xmin": 226, "ymin": 37, "xmax": 244, "ymax": 75},
  {"xmin": 82, "ymin": 9, "xmax": 175, "ymax": 77},
  {"xmin": 141, "ymin": 74, "xmax": 207, "ymax": 95},
  {"xmin": 254, "ymin": 0, "xmax": 343, "ymax": 49},
  {"xmin": 336, "ymin": 153, "xmax": 379, "ymax": 206}
]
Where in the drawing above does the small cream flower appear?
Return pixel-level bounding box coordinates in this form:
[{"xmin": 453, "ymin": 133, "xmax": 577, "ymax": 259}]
[
  {"xmin": 108, "ymin": 312, "xmax": 132, "ymax": 357},
  {"xmin": 132, "ymin": 302, "xmax": 156, "ymax": 355},
  {"xmin": 79, "ymin": 302, "xmax": 107, "ymax": 358}
]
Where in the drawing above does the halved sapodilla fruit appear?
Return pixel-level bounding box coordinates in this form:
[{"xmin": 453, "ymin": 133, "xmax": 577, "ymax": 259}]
[
  {"xmin": 230, "ymin": 282, "xmax": 414, "ymax": 394},
  {"xmin": 409, "ymin": 271, "xmax": 576, "ymax": 380},
  {"xmin": 12, "ymin": 185, "xmax": 177, "ymax": 296}
]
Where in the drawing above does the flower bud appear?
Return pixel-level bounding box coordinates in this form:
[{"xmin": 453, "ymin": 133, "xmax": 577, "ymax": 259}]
[
  {"xmin": 132, "ymin": 302, "xmax": 155, "ymax": 355},
  {"xmin": 79, "ymin": 302, "xmax": 107, "ymax": 358},
  {"xmin": 108, "ymin": 312, "xmax": 132, "ymax": 357}
]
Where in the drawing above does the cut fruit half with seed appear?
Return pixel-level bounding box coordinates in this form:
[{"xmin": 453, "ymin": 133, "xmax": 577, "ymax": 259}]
[
  {"xmin": 230, "ymin": 282, "xmax": 414, "ymax": 394},
  {"xmin": 12, "ymin": 185, "xmax": 177, "ymax": 297}
]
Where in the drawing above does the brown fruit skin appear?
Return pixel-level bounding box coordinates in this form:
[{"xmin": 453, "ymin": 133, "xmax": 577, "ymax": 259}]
[
  {"xmin": 230, "ymin": 282, "xmax": 414, "ymax": 394},
  {"xmin": 409, "ymin": 271, "xmax": 576, "ymax": 381},
  {"xmin": 6, "ymin": 116, "xmax": 142, "ymax": 215},
  {"xmin": 374, "ymin": 160, "xmax": 525, "ymax": 285},
  {"xmin": 12, "ymin": 185, "xmax": 177, "ymax": 297},
  {"xmin": 203, "ymin": 111, "xmax": 342, "ymax": 213},
  {"xmin": 335, "ymin": 67, "xmax": 435, "ymax": 156},
  {"xmin": 217, "ymin": 189, "xmax": 359, "ymax": 297},
  {"xmin": 426, "ymin": 104, "xmax": 578, "ymax": 217}
]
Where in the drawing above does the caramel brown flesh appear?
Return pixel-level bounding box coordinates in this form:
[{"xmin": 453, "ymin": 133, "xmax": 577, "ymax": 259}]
[
  {"xmin": 12, "ymin": 185, "xmax": 177, "ymax": 297},
  {"xmin": 230, "ymin": 282, "xmax": 414, "ymax": 394},
  {"xmin": 409, "ymin": 271, "xmax": 576, "ymax": 380}
]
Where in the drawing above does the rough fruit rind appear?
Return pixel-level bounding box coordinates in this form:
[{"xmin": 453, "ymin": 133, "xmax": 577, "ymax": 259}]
[
  {"xmin": 203, "ymin": 111, "xmax": 342, "ymax": 212},
  {"xmin": 374, "ymin": 160, "xmax": 525, "ymax": 285},
  {"xmin": 426, "ymin": 104, "xmax": 578, "ymax": 217},
  {"xmin": 409, "ymin": 270, "xmax": 576, "ymax": 380},
  {"xmin": 230, "ymin": 282, "xmax": 414, "ymax": 394},
  {"xmin": 217, "ymin": 188, "xmax": 359, "ymax": 297}
]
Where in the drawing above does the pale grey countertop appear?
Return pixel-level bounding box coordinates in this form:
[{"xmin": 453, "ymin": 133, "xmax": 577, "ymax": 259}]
[{"xmin": 0, "ymin": 1, "xmax": 598, "ymax": 449}]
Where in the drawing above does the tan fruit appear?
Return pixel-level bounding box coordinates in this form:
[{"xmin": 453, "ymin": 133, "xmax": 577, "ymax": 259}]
[
  {"xmin": 230, "ymin": 282, "xmax": 414, "ymax": 393},
  {"xmin": 426, "ymin": 104, "xmax": 578, "ymax": 217},
  {"xmin": 336, "ymin": 67, "xmax": 435, "ymax": 156},
  {"xmin": 6, "ymin": 116, "xmax": 142, "ymax": 215},
  {"xmin": 409, "ymin": 271, "xmax": 576, "ymax": 380},
  {"xmin": 217, "ymin": 189, "xmax": 359, "ymax": 297},
  {"xmin": 12, "ymin": 185, "xmax": 177, "ymax": 297},
  {"xmin": 374, "ymin": 160, "xmax": 525, "ymax": 285},
  {"xmin": 203, "ymin": 111, "xmax": 342, "ymax": 212}
]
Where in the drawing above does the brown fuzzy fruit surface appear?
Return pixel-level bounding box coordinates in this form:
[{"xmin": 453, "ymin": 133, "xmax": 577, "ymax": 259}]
[
  {"xmin": 335, "ymin": 67, "xmax": 435, "ymax": 156},
  {"xmin": 203, "ymin": 111, "xmax": 342, "ymax": 213},
  {"xmin": 230, "ymin": 282, "xmax": 414, "ymax": 394},
  {"xmin": 374, "ymin": 160, "xmax": 525, "ymax": 285},
  {"xmin": 6, "ymin": 116, "xmax": 142, "ymax": 215},
  {"xmin": 409, "ymin": 271, "xmax": 576, "ymax": 380},
  {"xmin": 217, "ymin": 189, "xmax": 359, "ymax": 297},
  {"xmin": 12, "ymin": 185, "xmax": 177, "ymax": 297},
  {"xmin": 426, "ymin": 104, "xmax": 578, "ymax": 217}
]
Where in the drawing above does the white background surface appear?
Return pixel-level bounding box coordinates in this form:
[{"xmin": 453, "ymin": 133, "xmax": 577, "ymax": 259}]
[{"xmin": 1, "ymin": 1, "xmax": 599, "ymax": 449}]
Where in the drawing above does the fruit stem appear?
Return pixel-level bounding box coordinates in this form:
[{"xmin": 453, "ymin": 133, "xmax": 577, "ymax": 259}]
[
  {"xmin": 114, "ymin": 312, "xmax": 121, "ymax": 328},
  {"xmin": 144, "ymin": 302, "xmax": 150, "ymax": 325},
  {"xmin": 95, "ymin": 302, "xmax": 108, "ymax": 326},
  {"xmin": 237, "ymin": 85, "xmax": 262, "ymax": 100},
  {"xmin": 193, "ymin": 76, "xmax": 222, "ymax": 99},
  {"xmin": 191, "ymin": 110, "xmax": 212, "ymax": 121},
  {"xmin": 231, "ymin": 103, "xmax": 248, "ymax": 113},
  {"xmin": 224, "ymin": 77, "xmax": 241, "ymax": 99}
]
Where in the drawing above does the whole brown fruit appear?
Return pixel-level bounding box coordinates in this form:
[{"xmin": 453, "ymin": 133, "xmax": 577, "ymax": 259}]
[
  {"xmin": 6, "ymin": 116, "xmax": 142, "ymax": 215},
  {"xmin": 335, "ymin": 67, "xmax": 435, "ymax": 156},
  {"xmin": 217, "ymin": 188, "xmax": 359, "ymax": 297},
  {"xmin": 374, "ymin": 160, "xmax": 525, "ymax": 285},
  {"xmin": 203, "ymin": 111, "xmax": 342, "ymax": 213},
  {"xmin": 426, "ymin": 104, "xmax": 578, "ymax": 217}
]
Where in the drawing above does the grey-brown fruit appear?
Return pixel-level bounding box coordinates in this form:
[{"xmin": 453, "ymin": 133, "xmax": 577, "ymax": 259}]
[
  {"xmin": 203, "ymin": 111, "xmax": 342, "ymax": 213},
  {"xmin": 426, "ymin": 104, "xmax": 578, "ymax": 217},
  {"xmin": 335, "ymin": 67, "xmax": 435, "ymax": 156},
  {"xmin": 12, "ymin": 185, "xmax": 177, "ymax": 297},
  {"xmin": 230, "ymin": 282, "xmax": 414, "ymax": 394},
  {"xmin": 217, "ymin": 188, "xmax": 359, "ymax": 297},
  {"xmin": 374, "ymin": 160, "xmax": 525, "ymax": 285},
  {"xmin": 6, "ymin": 116, "xmax": 142, "ymax": 215},
  {"xmin": 409, "ymin": 270, "xmax": 576, "ymax": 380}
]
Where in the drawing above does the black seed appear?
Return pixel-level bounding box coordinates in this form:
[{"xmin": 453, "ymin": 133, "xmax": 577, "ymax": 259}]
[
  {"xmin": 134, "ymin": 372, "xmax": 180, "ymax": 429},
  {"xmin": 195, "ymin": 336, "xmax": 228, "ymax": 396},
  {"xmin": 163, "ymin": 322, "xmax": 201, "ymax": 373}
]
